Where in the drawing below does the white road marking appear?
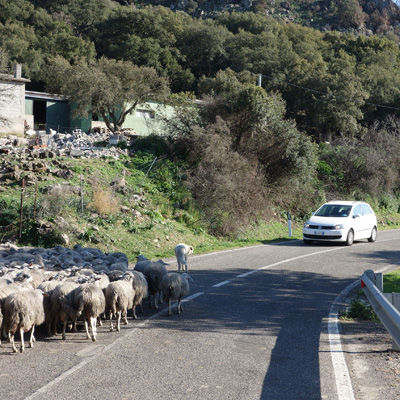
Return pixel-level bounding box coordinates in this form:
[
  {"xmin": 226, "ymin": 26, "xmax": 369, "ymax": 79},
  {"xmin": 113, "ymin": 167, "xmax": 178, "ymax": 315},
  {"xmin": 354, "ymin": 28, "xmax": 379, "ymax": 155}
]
[
  {"xmin": 328, "ymin": 280, "xmax": 358, "ymax": 400},
  {"xmin": 212, "ymin": 280, "xmax": 231, "ymax": 287}
]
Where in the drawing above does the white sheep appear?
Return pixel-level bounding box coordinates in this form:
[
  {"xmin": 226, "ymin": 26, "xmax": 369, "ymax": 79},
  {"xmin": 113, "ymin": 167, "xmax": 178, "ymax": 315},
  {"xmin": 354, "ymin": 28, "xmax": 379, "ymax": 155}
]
[
  {"xmin": 105, "ymin": 275, "xmax": 135, "ymax": 332},
  {"xmin": 175, "ymin": 243, "xmax": 194, "ymax": 273},
  {"xmin": 74, "ymin": 283, "xmax": 105, "ymax": 342},
  {"xmin": 3, "ymin": 288, "xmax": 46, "ymax": 352},
  {"xmin": 161, "ymin": 272, "xmax": 190, "ymax": 316},
  {"xmin": 124, "ymin": 271, "xmax": 148, "ymax": 319}
]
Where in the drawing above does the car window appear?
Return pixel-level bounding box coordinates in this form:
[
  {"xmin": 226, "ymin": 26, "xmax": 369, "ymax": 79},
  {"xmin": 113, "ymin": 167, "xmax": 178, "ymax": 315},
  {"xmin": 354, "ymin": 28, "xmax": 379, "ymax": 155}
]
[
  {"xmin": 353, "ymin": 205, "xmax": 363, "ymax": 216},
  {"xmin": 315, "ymin": 204, "xmax": 352, "ymax": 217},
  {"xmin": 361, "ymin": 204, "xmax": 372, "ymax": 215}
]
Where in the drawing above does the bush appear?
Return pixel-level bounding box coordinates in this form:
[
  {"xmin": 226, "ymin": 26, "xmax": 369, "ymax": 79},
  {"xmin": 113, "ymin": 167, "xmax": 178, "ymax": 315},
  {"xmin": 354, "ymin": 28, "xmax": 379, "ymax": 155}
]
[{"xmin": 341, "ymin": 293, "xmax": 380, "ymax": 322}]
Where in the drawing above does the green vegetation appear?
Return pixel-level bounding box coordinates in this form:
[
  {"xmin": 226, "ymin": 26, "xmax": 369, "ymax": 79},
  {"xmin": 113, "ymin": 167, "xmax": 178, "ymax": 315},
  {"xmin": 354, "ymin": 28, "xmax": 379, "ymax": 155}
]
[
  {"xmin": 341, "ymin": 291, "xmax": 380, "ymax": 322},
  {"xmin": 383, "ymin": 270, "xmax": 400, "ymax": 293}
]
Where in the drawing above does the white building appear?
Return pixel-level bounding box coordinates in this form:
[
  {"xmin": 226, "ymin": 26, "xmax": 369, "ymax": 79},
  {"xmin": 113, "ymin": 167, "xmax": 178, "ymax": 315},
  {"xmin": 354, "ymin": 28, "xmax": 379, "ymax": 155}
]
[{"xmin": 0, "ymin": 64, "xmax": 30, "ymax": 136}]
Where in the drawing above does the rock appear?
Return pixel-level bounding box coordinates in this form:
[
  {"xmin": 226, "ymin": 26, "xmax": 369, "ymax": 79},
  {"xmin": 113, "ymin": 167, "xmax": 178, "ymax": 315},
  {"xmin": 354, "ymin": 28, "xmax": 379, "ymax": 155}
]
[{"xmin": 60, "ymin": 233, "xmax": 69, "ymax": 246}]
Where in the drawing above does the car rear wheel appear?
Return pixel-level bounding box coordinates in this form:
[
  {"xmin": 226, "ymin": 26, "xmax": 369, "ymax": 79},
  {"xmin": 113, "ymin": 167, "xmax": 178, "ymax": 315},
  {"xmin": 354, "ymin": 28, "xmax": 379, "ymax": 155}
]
[
  {"xmin": 346, "ymin": 229, "xmax": 354, "ymax": 246},
  {"xmin": 368, "ymin": 226, "xmax": 377, "ymax": 242}
]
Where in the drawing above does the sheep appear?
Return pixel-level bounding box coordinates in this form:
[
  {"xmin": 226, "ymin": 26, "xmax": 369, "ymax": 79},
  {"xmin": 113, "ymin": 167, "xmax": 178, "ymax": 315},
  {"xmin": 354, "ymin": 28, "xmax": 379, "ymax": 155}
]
[
  {"xmin": 38, "ymin": 280, "xmax": 62, "ymax": 335},
  {"xmin": 0, "ymin": 283, "xmax": 33, "ymax": 344},
  {"xmin": 124, "ymin": 271, "xmax": 148, "ymax": 319},
  {"xmin": 105, "ymin": 275, "xmax": 135, "ymax": 332},
  {"xmin": 74, "ymin": 283, "xmax": 105, "ymax": 342},
  {"xmin": 175, "ymin": 243, "xmax": 194, "ymax": 273},
  {"xmin": 3, "ymin": 288, "xmax": 46, "ymax": 352},
  {"xmin": 161, "ymin": 272, "xmax": 190, "ymax": 316},
  {"xmin": 142, "ymin": 262, "xmax": 168, "ymax": 309},
  {"xmin": 107, "ymin": 270, "xmax": 124, "ymax": 282},
  {"xmin": 134, "ymin": 258, "xmax": 169, "ymax": 275},
  {"xmin": 50, "ymin": 281, "xmax": 79, "ymax": 339}
]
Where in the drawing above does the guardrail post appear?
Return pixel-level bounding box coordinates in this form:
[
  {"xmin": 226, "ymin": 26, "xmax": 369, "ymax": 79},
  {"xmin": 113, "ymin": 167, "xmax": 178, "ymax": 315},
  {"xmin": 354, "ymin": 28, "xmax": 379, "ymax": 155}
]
[
  {"xmin": 376, "ymin": 273, "xmax": 383, "ymax": 292},
  {"xmin": 364, "ymin": 269, "xmax": 376, "ymax": 285}
]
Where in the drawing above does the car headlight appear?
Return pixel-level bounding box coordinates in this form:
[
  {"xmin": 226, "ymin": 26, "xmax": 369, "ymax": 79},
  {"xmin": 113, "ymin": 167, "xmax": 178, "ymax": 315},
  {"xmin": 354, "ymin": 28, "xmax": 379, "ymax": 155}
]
[
  {"xmin": 304, "ymin": 222, "xmax": 310, "ymax": 228},
  {"xmin": 334, "ymin": 224, "xmax": 345, "ymax": 230}
]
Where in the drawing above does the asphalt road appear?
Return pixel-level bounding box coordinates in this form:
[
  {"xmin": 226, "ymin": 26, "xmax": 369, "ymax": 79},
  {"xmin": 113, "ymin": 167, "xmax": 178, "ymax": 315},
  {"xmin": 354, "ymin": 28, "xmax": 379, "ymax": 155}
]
[{"xmin": 1, "ymin": 229, "xmax": 400, "ymax": 400}]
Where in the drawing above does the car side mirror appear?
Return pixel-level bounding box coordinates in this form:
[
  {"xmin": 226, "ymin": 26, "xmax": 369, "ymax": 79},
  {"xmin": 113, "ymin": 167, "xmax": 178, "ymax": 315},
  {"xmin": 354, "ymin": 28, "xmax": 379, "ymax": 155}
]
[{"xmin": 353, "ymin": 214, "xmax": 361, "ymax": 219}]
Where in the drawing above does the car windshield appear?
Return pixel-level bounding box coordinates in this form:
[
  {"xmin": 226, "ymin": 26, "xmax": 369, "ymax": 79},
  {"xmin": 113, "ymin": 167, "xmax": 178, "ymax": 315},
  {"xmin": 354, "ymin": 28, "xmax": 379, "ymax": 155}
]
[{"xmin": 314, "ymin": 204, "xmax": 352, "ymax": 218}]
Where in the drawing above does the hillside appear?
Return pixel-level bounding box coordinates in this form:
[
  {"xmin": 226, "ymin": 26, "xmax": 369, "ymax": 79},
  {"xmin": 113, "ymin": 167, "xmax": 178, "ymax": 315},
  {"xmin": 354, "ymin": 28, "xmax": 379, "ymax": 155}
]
[
  {"xmin": 0, "ymin": 136, "xmax": 301, "ymax": 259},
  {"xmin": 135, "ymin": 0, "xmax": 400, "ymax": 34}
]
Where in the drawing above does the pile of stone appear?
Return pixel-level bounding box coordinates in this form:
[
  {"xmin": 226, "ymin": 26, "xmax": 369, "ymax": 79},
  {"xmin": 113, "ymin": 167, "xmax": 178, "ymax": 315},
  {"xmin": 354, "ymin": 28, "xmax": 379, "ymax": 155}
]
[{"xmin": 0, "ymin": 131, "xmax": 131, "ymax": 160}]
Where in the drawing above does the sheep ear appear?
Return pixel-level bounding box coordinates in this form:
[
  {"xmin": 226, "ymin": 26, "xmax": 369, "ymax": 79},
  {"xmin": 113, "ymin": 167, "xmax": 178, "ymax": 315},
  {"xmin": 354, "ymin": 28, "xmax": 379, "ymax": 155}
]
[{"xmin": 187, "ymin": 275, "xmax": 194, "ymax": 282}]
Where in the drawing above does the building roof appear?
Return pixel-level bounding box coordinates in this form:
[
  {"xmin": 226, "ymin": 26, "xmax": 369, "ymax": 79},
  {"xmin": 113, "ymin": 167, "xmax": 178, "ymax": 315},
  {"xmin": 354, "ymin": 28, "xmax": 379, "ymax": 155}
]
[{"xmin": 25, "ymin": 91, "xmax": 67, "ymax": 101}]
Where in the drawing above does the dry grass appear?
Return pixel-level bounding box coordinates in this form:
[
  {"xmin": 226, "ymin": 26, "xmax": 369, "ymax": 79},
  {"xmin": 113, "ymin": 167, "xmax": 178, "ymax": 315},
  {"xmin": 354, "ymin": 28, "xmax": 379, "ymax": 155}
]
[{"xmin": 88, "ymin": 184, "xmax": 120, "ymax": 215}]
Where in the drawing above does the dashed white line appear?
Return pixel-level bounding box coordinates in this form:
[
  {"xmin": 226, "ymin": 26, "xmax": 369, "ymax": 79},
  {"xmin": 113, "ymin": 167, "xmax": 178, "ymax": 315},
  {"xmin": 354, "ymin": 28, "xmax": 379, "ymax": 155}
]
[{"xmin": 212, "ymin": 280, "xmax": 231, "ymax": 287}]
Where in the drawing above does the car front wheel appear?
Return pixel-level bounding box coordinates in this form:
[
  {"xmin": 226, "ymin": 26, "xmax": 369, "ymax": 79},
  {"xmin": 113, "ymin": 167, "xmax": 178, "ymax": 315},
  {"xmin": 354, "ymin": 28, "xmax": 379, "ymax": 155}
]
[
  {"xmin": 368, "ymin": 226, "xmax": 377, "ymax": 242},
  {"xmin": 346, "ymin": 229, "xmax": 354, "ymax": 246}
]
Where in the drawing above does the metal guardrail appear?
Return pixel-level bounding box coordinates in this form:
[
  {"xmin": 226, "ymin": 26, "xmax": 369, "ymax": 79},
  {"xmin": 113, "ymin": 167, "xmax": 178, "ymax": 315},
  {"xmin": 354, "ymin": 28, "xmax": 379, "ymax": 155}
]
[{"xmin": 361, "ymin": 270, "xmax": 400, "ymax": 349}]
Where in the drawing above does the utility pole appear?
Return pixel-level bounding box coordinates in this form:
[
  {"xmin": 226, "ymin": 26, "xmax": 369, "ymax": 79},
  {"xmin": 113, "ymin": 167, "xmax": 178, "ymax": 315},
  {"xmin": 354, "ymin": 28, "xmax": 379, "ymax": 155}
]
[{"xmin": 257, "ymin": 73, "xmax": 262, "ymax": 87}]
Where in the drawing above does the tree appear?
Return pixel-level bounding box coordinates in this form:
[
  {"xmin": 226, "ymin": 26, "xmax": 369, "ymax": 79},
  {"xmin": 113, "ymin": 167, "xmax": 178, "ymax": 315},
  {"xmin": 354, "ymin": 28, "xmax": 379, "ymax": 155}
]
[
  {"xmin": 44, "ymin": 56, "xmax": 170, "ymax": 132},
  {"xmin": 337, "ymin": 0, "xmax": 366, "ymax": 29}
]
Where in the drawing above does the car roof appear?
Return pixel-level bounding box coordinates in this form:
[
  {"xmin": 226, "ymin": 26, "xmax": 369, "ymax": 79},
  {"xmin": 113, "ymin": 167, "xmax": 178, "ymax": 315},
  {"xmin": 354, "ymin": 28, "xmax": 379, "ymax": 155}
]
[{"xmin": 325, "ymin": 201, "xmax": 368, "ymax": 206}]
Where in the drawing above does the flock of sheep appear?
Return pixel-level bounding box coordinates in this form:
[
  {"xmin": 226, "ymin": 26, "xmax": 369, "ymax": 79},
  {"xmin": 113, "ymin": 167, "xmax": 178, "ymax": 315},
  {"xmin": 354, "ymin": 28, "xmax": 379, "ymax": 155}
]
[{"xmin": 0, "ymin": 242, "xmax": 194, "ymax": 353}]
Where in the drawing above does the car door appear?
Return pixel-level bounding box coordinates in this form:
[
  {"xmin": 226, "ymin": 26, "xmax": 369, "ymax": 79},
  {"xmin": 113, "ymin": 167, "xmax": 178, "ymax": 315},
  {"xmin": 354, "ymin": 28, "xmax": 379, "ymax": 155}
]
[{"xmin": 352, "ymin": 204, "xmax": 366, "ymax": 239}]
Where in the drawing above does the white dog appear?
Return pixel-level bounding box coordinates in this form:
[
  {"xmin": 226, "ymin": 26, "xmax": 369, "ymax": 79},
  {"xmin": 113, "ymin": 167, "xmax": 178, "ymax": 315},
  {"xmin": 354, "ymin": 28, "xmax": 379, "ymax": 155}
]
[{"xmin": 174, "ymin": 243, "xmax": 194, "ymax": 273}]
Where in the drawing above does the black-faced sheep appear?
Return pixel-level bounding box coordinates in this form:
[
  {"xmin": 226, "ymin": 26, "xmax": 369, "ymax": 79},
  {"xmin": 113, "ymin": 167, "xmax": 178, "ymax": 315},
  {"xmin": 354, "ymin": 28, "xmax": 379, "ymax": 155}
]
[
  {"xmin": 175, "ymin": 243, "xmax": 194, "ymax": 273},
  {"xmin": 161, "ymin": 272, "xmax": 190, "ymax": 316},
  {"xmin": 3, "ymin": 288, "xmax": 46, "ymax": 352}
]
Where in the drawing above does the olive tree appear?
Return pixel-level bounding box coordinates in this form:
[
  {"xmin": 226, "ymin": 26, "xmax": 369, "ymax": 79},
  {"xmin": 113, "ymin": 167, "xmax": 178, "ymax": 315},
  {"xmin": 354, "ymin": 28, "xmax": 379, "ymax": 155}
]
[{"xmin": 44, "ymin": 56, "xmax": 170, "ymax": 132}]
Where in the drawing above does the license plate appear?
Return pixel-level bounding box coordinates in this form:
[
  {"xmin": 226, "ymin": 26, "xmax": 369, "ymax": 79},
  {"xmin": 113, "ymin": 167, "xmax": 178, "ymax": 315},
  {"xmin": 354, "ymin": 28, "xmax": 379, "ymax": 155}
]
[{"xmin": 314, "ymin": 231, "xmax": 325, "ymax": 236}]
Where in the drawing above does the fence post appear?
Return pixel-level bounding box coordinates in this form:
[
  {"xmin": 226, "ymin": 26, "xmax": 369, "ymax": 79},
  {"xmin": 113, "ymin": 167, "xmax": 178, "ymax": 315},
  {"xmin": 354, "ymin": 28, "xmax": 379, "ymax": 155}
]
[
  {"xmin": 80, "ymin": 174, "xmax": 84, "ymax": 214},
  {"xmin": 33, "ymin": 181, "xmax": 38, "ymax": 220},
  {"xmin": 287, "ymin": 212, "xmax": 292, "ymax": 237},
  {"xmin": 19, "ymin": 178, "xmax": 25, "ymax": 239}
]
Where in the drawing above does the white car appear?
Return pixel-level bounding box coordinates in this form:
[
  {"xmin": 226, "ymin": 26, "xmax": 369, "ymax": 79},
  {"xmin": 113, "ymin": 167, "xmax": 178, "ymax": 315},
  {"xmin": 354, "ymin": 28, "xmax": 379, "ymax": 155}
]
[{"xmin": 303, "ymin": 201, "xmax": 377, "ymax": 246}]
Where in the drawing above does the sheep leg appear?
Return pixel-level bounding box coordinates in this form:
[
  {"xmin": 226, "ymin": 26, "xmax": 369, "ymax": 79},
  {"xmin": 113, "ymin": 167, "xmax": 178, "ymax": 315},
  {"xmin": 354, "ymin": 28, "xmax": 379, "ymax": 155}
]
[
  {"xmin": 132, "ymin": 306, "xmax": 137, "ymax": 320},
  {"xmin": 90, "ymin": 317, "xmax": 97, "ymax": 342},
  {"xmin": 109, "ymin": 312, "xmax": 114, "ymax": 332},
  {"xmin": 84, "ymin": 317, "xmax": 91, "ymax": 340},
  {"xmin": 123, "ymin": 310, "xmax": 129, "ymax": 325},
  {"xmin": 116, "ymin": 310, "xmax": 121, "ymax": 332},
  {"xmin": 10, "ymin": 332, "xmax": 17, "ymax": 353},
  {"xmin": 178, "ymin": 299, "xmax": 183, "ymax": 314},
  {"xmin": 62, "ymin": 320, "xmax": 68, "ymax": 340},
  {"xmin": 20, "ymin": 328, "xmax": 25, "ymax": 353},
  {"xmin": 29, "ymin": 325, "xmax": 35, "ymax": 348},
  {"xmin": 168, "ymin": 299, "xmax": 172, "ymax": 316},
  {"xmin": 159, "ymin": 291, "xmax": 163, "ymax": 304}
]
